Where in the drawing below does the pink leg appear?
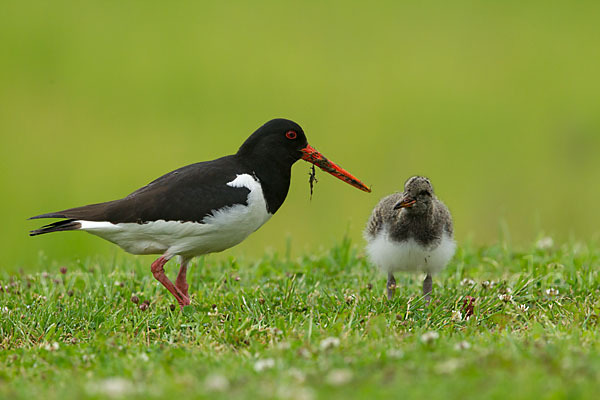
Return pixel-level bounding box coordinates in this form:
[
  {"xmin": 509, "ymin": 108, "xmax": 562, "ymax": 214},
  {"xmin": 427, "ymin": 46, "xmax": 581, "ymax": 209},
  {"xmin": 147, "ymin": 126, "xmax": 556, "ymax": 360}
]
[
  {"xmin": 175, "ymin": 257, "xmax": 190, "ymax": 299},
  {"xmin": 150, "ymin": 255, "xmax": 190, "ymax": 308}
]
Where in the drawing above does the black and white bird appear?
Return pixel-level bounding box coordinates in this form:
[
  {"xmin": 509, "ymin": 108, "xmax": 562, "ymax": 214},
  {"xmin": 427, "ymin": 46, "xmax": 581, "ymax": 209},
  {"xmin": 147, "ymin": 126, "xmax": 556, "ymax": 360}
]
[
  {"xmin": 30, "ymin": 119, "xmax": 370, "ymax": 308},
  {"xmin": 364, "ymin": 176, "xmax": 455, "ymax": 303}
]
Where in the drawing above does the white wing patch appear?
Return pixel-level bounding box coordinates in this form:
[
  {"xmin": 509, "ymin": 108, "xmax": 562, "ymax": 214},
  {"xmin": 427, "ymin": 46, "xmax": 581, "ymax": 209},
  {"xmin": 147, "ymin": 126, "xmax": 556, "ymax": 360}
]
[
  {"xmin": 77, "ymin": 174, "xmax": 272, "ymax": 257},
  {"xmin": 366, "ymin": 229, "xmax": 455, "ymax": 275}
]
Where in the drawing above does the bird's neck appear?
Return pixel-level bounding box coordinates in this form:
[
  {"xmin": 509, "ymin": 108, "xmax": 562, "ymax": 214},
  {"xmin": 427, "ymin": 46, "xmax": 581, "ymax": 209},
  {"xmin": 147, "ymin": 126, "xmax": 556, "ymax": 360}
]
[
  {"xmin": 393, "ymin": 210, "xmax": 439, "ymax": 247},
  {"xmin": 401, "ymin": 208, "xmax": 436, "ymax": 232},
  {"xmin": 404, "ymin": 209, "xmax": 432, "ymax": 221},
  {"xmin": 240, "ymin": 155, "xmax": 292, "ymax": 215}
]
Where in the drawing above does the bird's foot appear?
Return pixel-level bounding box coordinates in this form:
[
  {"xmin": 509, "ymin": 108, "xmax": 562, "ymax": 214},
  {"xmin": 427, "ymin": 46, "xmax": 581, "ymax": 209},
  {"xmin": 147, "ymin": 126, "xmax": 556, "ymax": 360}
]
[
  {"xmin": 387, "ymin": 273, "xmax": 396, "ymax": 301},
  {"xmin": 423, "ymin": 293, "xmax": 431, "ymax": 306},
  {"xmin": 387, "ymin": 284, "xmax": 397, "ymax": 300},
  {"xmin": 178, "ymin": 295, "xmax": 191, "ymax": 310},
  {"xmin": 151, "ymin": 255, "xmax": 190, "ymax": 308},
  {"xmin": 423, "ymin": 273, "xmax": 432, "ymax": 306},
  {"xmin": 175, "ymin": 258, "xmax": 190, "ymax": 299},
  {"xmin": 175, "ymin": 279, "xmax": 189, "ymax": 299}
]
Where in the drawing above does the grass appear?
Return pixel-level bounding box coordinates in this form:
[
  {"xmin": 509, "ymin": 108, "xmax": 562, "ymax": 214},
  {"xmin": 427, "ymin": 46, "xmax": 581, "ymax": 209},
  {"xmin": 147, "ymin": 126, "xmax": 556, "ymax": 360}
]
[{"xmin": 1, "ymin": 238, "xmax": 599, "ymax": 399}]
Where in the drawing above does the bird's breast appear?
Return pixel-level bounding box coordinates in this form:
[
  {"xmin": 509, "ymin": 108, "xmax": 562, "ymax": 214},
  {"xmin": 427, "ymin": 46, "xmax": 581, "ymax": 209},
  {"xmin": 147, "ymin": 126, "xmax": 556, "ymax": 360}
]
[
  {"xmin": 366, "ymin": 229, "xmax": 455, "ymax": 274},
  {"xmin": 201, "ymin": 173, "xmax": 272, "ymax": 238}
]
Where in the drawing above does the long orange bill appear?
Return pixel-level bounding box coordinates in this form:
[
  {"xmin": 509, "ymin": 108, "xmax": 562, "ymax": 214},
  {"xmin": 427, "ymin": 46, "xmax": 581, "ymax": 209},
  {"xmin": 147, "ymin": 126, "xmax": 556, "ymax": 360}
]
[{"xmin": 300, "ymin": 144, "xmax": 371, "ymax": 193}]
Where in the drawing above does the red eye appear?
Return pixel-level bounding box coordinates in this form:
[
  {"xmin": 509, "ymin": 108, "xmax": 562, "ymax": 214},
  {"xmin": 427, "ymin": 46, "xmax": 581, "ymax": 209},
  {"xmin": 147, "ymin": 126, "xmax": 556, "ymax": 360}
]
[{"xmin": 286, "ymin": 130, "xmax": 297, "ymax": 140}]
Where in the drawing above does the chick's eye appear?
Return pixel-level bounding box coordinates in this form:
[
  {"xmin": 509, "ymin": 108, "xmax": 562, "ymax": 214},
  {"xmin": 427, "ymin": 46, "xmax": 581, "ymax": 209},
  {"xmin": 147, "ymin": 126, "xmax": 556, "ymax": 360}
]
[
  {"xmin": 419, "ymin": 190, "xmax": 430, "ymax": 196},
  {"xmin": 286, "ymin": 130, "xmax": 297, "ymax": 140}
]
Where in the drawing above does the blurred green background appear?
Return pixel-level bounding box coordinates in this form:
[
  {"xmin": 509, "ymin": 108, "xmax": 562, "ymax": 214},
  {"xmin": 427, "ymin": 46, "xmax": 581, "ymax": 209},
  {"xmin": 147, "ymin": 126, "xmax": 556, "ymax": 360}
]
[{"xmin": 1, "ymin": 1, "xmax": 599, "ymax": 271}]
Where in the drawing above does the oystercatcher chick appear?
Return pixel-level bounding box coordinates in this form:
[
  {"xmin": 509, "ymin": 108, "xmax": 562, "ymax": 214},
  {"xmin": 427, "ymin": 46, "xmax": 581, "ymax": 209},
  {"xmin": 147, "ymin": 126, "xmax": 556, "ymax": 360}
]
[
  {"xmin": 364, "ymin": 176, "xmax": 454, "ymax": 303},
  {"xmin": 30, "ymin": 119, "xmax": 370, "ymax": 308}
]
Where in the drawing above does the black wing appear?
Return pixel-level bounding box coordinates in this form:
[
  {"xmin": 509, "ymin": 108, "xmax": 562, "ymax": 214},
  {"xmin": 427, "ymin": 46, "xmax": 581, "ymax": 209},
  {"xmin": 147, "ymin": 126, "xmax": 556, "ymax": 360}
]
[{"xmin": 30, "ymin": 155, "xmax": 252, "ymax": 224}]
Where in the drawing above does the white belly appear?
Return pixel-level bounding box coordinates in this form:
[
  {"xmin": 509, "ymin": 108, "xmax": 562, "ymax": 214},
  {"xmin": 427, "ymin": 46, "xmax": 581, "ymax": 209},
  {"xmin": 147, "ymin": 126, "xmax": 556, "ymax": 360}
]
[
  {"xmin": 78, "ymin": 174, "xmax": 272, "ymax": 257},
  {"xmin": 366, "ymin": 231, "xmax": 456, "ymax": 274}
]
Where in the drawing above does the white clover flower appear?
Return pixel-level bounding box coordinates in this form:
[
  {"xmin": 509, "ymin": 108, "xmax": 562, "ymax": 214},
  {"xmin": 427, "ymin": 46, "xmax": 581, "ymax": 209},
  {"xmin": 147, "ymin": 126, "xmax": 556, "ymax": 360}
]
[
  {"xmin": 276, "ymin": 341, "xmax": 291, "ymax": 350},
  {"xmin": 498, "ymin": 294, "xmax": 513, "ymax": 302},
  {"xmin": 435, "ymin": 358, "xmax": 462, "ymax": 374},
  {"xmin": 482, "ymin": 280, "xmax": 496, "ymax": 289},
  {"xmin": 319, "ymin": 337, "xmax": 340, "ymax": 351},
  {"xmin": 454, "ymin": 341, "xmax": 471, "ymax": 351},
  {"xmin": 518, "ymin": 304, "xmax": 530, "ymax": 312},
  {"xmin": 387, "ymin": 349, "xmax": 404, "ymax": 359},
  {"xmin": 86, "ymin": 378, "xmax": 134, "ymax": 398},
  {"xmin": 271, "ymin": 327, "xmax": 283, "ymax": 335},
  {"xmin": 254, "ymin": 358, "xmax": 275, "ymax": 372},
  {"xmin": 287, "ymin": 368, "xmax": 306, "ymax": 384},
  {"xmin": 536, "ymin": 237, "xmax": 554, "ymax": 250},
  {"xmin": 207, "ymin": 308, "xmax": 219, "ymax": 316},
  {"xmin": 278, "ymin": 385, "xmax": 314, "ymax": 400},
  {"xmin": 297, "ymin": 347, "xmax": 311, "ymax": 358},
  {"xmin": 294, "ymin": 387, "xmax": 315, "ymax": 400},
  {"xmin": 460, "ymin": 278, "xmax": 476, "ymax": 287},
  {"xmin": 204, "ymin": 374, "xmax": 229, "ymax": 392},
  {"xmin": 546, "ymin": 288, "xmax": 559, "ymax": 296},
  {"xmin": 420, "ymin": 331, "xmax": 439, "ymax": 344},
  {"xmin": 325, "ymin": 369, "xmax": 353, "ymax": 386},
  {"xmin": 43, "ymin": 342, "xmax": 60, "ymax": 351},
  {"xmin": 451, "ymin": 310, "xmax": 463, "ymax": 322}
]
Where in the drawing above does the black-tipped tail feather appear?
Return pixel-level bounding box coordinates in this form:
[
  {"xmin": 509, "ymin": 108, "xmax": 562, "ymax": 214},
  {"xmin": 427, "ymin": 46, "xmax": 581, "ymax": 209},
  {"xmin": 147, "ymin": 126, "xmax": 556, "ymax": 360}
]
[
  {"xmin": 28, "ymin": 212, "xmax": 69, "ymax": 220},
  {"xmin": 29, "ymin": 219, "xmax": 82, "ymax": 236}
]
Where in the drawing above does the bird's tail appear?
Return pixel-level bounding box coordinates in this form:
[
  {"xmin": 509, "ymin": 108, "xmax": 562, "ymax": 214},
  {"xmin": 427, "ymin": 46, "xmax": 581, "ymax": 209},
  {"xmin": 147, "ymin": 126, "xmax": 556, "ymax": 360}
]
[{"xmin": 29, "ymin": 219, "xmax": 82, "ymax": 236}]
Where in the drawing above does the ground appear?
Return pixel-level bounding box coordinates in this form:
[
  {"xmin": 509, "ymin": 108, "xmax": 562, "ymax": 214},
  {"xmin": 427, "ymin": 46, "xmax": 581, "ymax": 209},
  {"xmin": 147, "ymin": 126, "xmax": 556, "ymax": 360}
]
[{"xmin": 1, "ymin": 238, "xmax": 599, "ymax": 399}]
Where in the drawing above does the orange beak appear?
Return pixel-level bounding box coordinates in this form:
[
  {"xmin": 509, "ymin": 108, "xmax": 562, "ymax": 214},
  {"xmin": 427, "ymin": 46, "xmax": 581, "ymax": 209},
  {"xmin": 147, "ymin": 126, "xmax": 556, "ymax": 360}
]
[
  {"xmin": 300, "ymin": 144, "xmax": 371, "ymax": 193},
  {"xmin": 393, "ymin": 197, "xmax": 416, "ymax": 209}
]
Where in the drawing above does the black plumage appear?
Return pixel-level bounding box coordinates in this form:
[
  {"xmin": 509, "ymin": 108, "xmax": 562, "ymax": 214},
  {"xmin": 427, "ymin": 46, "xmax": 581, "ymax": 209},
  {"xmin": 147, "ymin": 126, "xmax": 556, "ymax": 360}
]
[{"xmin": 30, "ymin": 156, "xmax": 251, "ymax": 227}]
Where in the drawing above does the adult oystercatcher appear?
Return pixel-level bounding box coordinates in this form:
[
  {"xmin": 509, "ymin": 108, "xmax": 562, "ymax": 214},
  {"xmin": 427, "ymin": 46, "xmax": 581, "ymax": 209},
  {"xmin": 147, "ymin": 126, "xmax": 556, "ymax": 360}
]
[
  {"xmin": 30, "ymin": 119, "xmax": 370, "ymax": 308},
  {"xmin": 364, "ymin": 176, "xmax": 455, "ymax": 303}
]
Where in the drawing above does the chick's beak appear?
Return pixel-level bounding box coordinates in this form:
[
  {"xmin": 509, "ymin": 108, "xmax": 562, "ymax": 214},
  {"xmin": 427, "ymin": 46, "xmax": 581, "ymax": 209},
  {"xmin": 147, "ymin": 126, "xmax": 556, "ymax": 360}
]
[
  {"xmin": 300, "ymin": 144, "xmax": 371, "ymax": 193},
  {"xmin": 393, "ymin": 196, "xmax": 416, "ymax": 210}
]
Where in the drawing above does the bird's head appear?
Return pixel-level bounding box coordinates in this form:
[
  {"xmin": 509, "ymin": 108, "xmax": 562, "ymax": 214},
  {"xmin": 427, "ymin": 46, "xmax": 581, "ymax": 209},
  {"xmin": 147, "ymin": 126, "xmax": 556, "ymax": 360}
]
[
  {"xmin": 393, "ymin": 176, "xmax": 435, "ymax": 214},
  {"xmin": 238, "ymin": 119, "xmax": 308, "ymax": 164},
  {"xmin": 238, "ymin": 119, "xmax": 370, "ymax": 192}
]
